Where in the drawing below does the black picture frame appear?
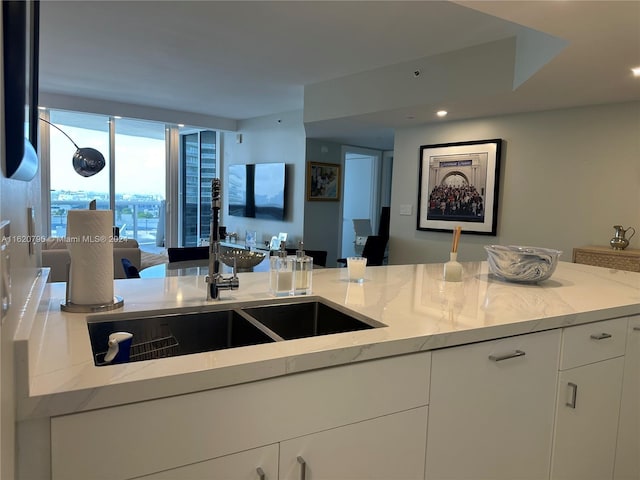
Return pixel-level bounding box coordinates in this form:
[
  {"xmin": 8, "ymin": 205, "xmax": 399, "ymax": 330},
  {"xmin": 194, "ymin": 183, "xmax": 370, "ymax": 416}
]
[
  {"xmin": 417, "ymin": 139, "xmax": 502, "ymax": 235},
  {"xmin": 2, "ymin": 0, "xmax": 39, "ymax": 181}
]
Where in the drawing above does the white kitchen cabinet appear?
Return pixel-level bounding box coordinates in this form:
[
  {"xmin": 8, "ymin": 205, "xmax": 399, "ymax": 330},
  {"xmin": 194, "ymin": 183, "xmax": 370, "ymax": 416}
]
[
  {"xmin": 51, "ymin": 352, "xmax": 431, "ymax": 480},
  {"xmin": 279, "ymin": 406, "xmax": 427, "ymax": 480},
  {"xmin": 425, "ymin": 329, "xmax": 561, "ymax": 480},
  {"xmin": 550, "ymin": 317, "xmax": 628, "ymax": 480},
  {"xmin": 133, "ymin": 444, "xmax": 279, "ymax": 480},
  {"xmin": 551, "ymin": 357, "xmax": 625, "ymax": 480},
  {"xmin": 614, "ymin": 315, "xmax": 640, "ymax": 480},
  {"xmin": 133, "ymin": 408, "xmax": 428, "ymax": 480}
]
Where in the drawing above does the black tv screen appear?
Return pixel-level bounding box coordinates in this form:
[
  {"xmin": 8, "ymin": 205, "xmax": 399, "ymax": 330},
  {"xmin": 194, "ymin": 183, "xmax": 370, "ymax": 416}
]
[{"xmin": 228, "ymin": 162, "xmax": 286, "ymax": 220}]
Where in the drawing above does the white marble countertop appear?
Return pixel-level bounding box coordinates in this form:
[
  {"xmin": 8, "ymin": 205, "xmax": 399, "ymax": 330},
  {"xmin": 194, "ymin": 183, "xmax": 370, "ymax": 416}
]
[{"xmin": 15, "ymin": 261, "xmax": 640, "ymax": 419}]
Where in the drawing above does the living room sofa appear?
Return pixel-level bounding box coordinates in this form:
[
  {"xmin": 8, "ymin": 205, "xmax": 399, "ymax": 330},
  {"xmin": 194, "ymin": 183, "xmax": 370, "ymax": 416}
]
[{"xmin": 41, "ymin": 237, "xmax": 142, "ymax": 282}]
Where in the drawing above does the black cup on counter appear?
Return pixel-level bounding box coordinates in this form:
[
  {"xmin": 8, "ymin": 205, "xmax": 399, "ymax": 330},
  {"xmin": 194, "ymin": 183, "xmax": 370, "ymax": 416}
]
[{"xmin": 218, "ymin": 226, "xmax": 227, "ymax": 240}]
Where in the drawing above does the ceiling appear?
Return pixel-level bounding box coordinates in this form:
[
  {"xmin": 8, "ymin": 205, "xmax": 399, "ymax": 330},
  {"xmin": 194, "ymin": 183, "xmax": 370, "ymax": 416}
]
[{"xmin": 38, "ymin": 1, "xmax": 640, "ymax": 150}]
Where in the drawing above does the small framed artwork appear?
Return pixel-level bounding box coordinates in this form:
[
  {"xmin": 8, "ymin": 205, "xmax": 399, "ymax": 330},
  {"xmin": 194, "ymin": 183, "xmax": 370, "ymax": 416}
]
[
  {"xmin": 307, "ymin": 162, "xmax": 341, "ymax": 201},
  {"xmin": 417, "ymin": 139, "xmax": 502, "ymax": 235}
]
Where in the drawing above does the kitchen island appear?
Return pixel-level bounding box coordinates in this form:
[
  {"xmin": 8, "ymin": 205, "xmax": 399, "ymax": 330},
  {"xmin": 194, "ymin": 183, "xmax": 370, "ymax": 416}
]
[{"xmin": 15, "ymin": 261, "xmax": 640, "ymax": 479}]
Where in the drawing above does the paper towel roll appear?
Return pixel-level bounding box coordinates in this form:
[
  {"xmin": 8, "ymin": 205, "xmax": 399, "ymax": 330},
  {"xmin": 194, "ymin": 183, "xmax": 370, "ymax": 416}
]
[{"xmin": 66, "ymin": 209, "xmax": 114, "ymax": 305}]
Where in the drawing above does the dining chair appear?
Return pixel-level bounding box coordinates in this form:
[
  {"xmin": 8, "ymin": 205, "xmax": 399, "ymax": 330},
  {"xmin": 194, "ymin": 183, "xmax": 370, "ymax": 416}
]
[
  {"xmin": 167, "ymin": 246, "xmax": 209, "ymax": 263},
  {"xmin": 336, "ymin": 235, "xmax": 388, "ymax": 267}
]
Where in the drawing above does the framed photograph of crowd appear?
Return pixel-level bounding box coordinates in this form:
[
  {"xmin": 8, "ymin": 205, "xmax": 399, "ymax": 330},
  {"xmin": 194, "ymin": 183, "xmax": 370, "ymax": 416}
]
[
  {"xmin": 307, "ymin": 162, "xmax": 341, "ymax": 201},
  {"xmin": 417, "ymin": 139, "xmax": 502, "ymax": 235}
]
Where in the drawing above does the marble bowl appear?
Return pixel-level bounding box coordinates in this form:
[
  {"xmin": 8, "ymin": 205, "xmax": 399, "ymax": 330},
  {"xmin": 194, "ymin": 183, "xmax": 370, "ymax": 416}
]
[
  {"xmin": 219, "ymin": 249, "xmax": 265, "ymax": 271},
  {"xmin": 484, "ymin": 245, "xmax": 562, "ymax": 283}
]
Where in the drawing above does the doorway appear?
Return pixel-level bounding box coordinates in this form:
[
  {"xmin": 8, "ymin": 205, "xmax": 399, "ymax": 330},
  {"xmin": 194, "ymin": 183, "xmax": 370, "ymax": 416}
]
[{"xmin": 340, "ymin": 147, "xmax": 382, "ymax": 258}]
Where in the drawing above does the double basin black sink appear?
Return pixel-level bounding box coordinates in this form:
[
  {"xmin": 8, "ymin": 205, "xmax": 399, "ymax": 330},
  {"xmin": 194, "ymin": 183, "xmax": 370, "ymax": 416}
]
[{"xmin": 87, "ymin": 297, "xmax": 385, "ymax": 366}]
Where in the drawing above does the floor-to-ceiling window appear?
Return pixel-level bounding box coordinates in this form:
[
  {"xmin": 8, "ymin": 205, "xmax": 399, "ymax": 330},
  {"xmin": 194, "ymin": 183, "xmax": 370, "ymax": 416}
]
[
  {"xmin": 48, "ymin": 110, "xmax": 110, "ymax": 238},
  {"xmin": 180, "ymin": 130, "xmax": 217, "ymax": 247},
  {"xmin": 199, "ymin": 130, "xmax": 216, "ymax": 243},
  {"xmin": 181, "ymin": 132, "xmax": 199, "ymax": 246},
  {"xmin": 114, "ymin": 118, "xmax": 166, "ymax": 250},
  {"xmin": 42, "ymin": 108, "xmax": 216, "ymax": 252}
]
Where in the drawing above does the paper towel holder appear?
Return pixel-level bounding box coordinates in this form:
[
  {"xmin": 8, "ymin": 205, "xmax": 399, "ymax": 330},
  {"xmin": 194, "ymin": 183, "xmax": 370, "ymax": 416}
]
[{"xmin": 60, "ymin": 263, "xmax": 124, "ymax": 312}]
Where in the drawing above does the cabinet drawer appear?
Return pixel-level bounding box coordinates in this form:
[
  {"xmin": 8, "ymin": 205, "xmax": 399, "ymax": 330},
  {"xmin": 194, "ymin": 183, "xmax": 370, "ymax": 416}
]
[{"xmin": 560, "ymin": 318, "xmax": 628, "ymax": 370}]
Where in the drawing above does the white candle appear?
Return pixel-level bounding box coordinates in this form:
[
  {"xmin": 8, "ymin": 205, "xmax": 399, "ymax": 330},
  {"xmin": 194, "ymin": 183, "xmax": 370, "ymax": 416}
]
[{"xmin": 277, "ymin": 271, "xmax": 292, "ymax": 293}]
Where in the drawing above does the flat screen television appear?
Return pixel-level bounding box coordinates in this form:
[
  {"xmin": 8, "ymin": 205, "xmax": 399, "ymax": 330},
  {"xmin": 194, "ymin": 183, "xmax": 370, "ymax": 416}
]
[
  {"xmin": 2, "ymin": 0, "xmax": 39, "ymax": 181},
  {"xmin": 228, "ymin": 162, "xmax": 286, "ymax": 220}
]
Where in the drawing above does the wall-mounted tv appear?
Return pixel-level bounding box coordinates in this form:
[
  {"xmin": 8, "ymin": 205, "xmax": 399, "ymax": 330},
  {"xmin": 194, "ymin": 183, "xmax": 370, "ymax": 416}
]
[
  {"xmin": 2, "ymin": 0, "xmax": 39, "ymax": 181},
  {"xmin": 228, "ymin": 162, "xmax": 286, "ymax": 220}
]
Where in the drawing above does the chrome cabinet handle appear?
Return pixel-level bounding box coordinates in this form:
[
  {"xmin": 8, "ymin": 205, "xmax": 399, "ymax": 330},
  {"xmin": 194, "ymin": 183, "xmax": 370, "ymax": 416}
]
[
  {"xmin": 590, "ymin": 332, "xmax": 612, "ymax": 340},
  {"xmin": 633, "ymin": 326, "xmax": 640, "ymax": 331},
  {"xmin": 256, "ymin": 467, "xmax": 265, "ymax": 480},
  {"xmin": 566, "ymin": 382, "xmax": 578, "ymax": 408},
  {"xmin": 297, "ymin": 456, "xmax": 306, "ymax": 480},
  {"xmin": 488, "ymin": 350, "xmax": 526, "ymax": 362}
]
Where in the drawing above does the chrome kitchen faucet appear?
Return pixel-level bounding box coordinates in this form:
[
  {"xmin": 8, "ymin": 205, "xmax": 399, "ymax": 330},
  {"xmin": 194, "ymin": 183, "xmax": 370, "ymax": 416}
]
[{"xmin": 205, "ymin": 178, "xmax": 239, "ymax": 300}]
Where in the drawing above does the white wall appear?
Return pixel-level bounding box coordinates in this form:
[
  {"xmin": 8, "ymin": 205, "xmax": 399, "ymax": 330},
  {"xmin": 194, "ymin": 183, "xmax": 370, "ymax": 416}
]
[
  {"xmin": 304, "ymin": 139, "xmax": 343, "ymax": 265},
  {"xmin": 221, "ymin": 110, "xmax": 306, "ymax": 248},
  {"xmin": 0, "ymin": 177, "xmax": 42, "ymax": 480},
  {"xmin": 389, "ymin": 101, "xmax": 640, "ymax": 265},
  {"xmin": 0, "ymin": 22, "xmax": 43, "ymax": 476}
]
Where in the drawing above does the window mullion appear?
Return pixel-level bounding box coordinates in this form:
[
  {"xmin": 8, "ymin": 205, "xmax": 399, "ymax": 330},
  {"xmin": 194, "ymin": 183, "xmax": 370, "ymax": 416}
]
[
  {"xmin": 109, "ymin": 117, "xmax": 116, "ymax": 223},
  {"xmin": 40, "ymin": 109, "xmax": 52, "ymax": 238}
]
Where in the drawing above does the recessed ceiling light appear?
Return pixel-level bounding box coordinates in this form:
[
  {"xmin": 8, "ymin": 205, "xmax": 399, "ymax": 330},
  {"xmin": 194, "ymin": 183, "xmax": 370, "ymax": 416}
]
[
  {"xmin": 632, "ymin": 66, "xmax": 640, "ymax": 77},
  {"xmin": 178, "ymin": 124, "xmax": 185, "ymax": 128},
  {"xmin": 436, "ymin": 110, "xmax": 448, "ymax": 117}
]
